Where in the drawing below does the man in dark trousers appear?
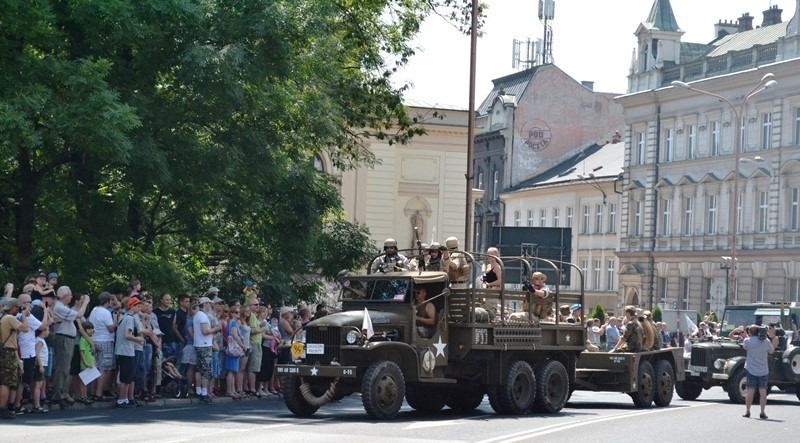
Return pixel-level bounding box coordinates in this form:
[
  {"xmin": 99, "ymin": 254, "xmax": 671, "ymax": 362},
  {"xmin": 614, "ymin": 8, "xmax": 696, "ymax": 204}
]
[{"xmin": 742, "ymin": 324, "xmax": 778, "ymax": 419}]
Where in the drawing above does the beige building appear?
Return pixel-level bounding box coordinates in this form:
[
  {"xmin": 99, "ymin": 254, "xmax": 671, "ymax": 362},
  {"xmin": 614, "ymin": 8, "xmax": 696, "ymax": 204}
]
[
  {"xmin": 618, "ymin": 0, "xmax": 800, "ymax": 313},
  {"xmin": 331, "ymin": 105, "xmax": 469, "ymax": 253}
]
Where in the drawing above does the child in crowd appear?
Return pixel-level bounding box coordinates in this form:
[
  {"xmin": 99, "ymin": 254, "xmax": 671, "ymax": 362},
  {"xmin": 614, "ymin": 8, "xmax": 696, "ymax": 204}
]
[
  {"xmin": 76, "ymin": 321, "xmax": 96, "ymax": 404},
  {"xmin": 32, "ymin": 328, "xmax": 49, "ymax": 413}
]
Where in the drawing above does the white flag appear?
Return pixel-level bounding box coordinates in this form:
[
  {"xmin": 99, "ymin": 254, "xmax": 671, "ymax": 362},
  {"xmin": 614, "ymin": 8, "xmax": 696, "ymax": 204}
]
[
  {"xmin": 684, "ymin": 314, "xmax": 698, "ymax": 335},
  {"xmin": 362, "ymin": 307, "xmax": 374, "ymax": 339}
]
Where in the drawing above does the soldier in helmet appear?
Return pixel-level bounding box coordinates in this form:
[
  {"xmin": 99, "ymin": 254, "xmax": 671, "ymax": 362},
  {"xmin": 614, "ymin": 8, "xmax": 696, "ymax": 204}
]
[
  {"xmin": 639, "ymin": 309, "xmax": 657, "ymax": 350},
  {"xmin": 407, "ymin": 243, "xmax": 429, "ymax": 272},
  {"xmin": 442, "ymin": 236, "xmax": 470, "ymax": 289},
  {"xmin": 426, "ymin": 242, "xmax": 445, "ymax": 271},
  {"xmin": 370, "ymin": 238, "xmax": 409, "ymax": 274},
  {"xmin": 610, "ymin": 306, "xmax": 643, "ymax": 353}
]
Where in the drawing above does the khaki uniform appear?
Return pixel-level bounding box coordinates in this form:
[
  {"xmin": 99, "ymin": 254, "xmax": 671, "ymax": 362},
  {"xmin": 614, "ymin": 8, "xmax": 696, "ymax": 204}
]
[
  {"xmin": 618, "ymin": 318, "xmax": 643, "ymax": 352},
  {"xmin": 444, "ymin": 252, "xmax": 470, "ymax": 289},
  {"xmin": 0, "ymin": 314, "xmax": 22, "ymax": 389},
  {"xmin": 642, "ymin": 318, "xmax": 657, "ymax": 350}
]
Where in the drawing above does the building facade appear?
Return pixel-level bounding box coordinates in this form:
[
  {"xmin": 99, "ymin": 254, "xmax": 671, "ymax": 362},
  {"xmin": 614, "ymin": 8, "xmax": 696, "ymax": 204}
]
[{"xmin": 618, "ymin": 0, "xmax": 800, "ymax": 314}]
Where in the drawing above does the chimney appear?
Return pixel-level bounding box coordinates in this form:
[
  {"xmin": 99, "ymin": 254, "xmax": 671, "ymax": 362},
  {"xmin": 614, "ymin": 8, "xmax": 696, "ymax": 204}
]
[
  {"xmin": 581, "ymin": 81, "xmax": 594, "ymax": 91},
  {"xmin": 762, "ymin": 5, "xmax": 783, "ymax": 27},
  {"xmin": 737, "ymin": 12, "xmax": 754, "ymax": 32},
  {"xmin": 714, "ymin": 19, "xmax": 739, "ymax": 39},
  {"xmin": 612, "ymin": 131, "xmax": 622, "ymax": 144}
]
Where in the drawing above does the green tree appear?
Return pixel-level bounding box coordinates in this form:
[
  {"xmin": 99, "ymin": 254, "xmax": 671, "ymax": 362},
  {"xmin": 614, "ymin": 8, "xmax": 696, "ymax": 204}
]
[
  {"xmin": 652, "ymin": 306, "xmax": 662, "ymax": 322},
  {"xmin": 1, "ymin": 0, "xmax": 478, "ymax": 299},
  {"xmin": 590, "ymin": 304, "xmax": 606, "ymax": 324}
]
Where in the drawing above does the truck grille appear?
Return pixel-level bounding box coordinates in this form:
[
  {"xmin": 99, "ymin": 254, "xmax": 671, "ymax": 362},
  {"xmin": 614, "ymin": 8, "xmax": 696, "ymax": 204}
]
[
  {"xmin": 305, "ymin": 327, "xmax": 341, "ymax": 365},
  {"xmin": 691, "ymin": 347, "xmax": 745, "ymax": 368}
]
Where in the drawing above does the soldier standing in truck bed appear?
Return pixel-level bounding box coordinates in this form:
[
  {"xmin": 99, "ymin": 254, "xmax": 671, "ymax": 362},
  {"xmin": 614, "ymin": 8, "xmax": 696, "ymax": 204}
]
[
  {"xmin": 610, "ymin": 306, "xmax": 643, "ymax": 353},
  {"xmin": 442, "ymin": 237, "xmax": 470, "ymax": 289},
  {"xmin": 639, "ymin": 309, "xmax": 656, "ymax": 350}
]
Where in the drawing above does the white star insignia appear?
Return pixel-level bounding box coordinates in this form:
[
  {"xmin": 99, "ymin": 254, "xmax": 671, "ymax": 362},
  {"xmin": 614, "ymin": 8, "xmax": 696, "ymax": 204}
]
[
  {"xmin": 433, "ymin": 336, "xmax": 447, "ymax": 357},
  {"xmin": 310, "ymin": 367, "xmax": 319, "ymax": 376},
  {"xmin": 565, "ymin": 334, "xmax": 571, "ymax": 343}
]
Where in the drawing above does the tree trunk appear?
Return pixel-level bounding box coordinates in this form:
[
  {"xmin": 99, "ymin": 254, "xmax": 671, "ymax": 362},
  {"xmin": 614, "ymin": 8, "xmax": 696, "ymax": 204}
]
[{"xmin": 14, "ymin": 147, "xmax": 37, "ymax": 274}]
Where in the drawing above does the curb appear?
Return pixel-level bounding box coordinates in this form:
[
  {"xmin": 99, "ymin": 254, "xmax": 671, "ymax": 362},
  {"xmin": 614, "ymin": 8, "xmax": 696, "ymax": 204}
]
[{"xmin": 50, "ymin": 393, "xmax": 282, "ymax": 411}]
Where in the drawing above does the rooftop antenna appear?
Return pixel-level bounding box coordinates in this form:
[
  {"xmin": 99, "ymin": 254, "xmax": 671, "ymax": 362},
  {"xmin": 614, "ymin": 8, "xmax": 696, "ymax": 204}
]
[
  {"xmin": 538, "ymin": 0, "xmax": 555, "ymax": 64},
  {"xmin": 512, "ymin": 38, "xmax": 538, "ymax": 70}
]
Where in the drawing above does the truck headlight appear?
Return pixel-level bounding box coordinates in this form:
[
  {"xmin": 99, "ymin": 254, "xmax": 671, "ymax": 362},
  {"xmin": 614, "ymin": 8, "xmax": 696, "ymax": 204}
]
[
  {"xmin": 713, "ymin": 359, "xmax": 725, "ymax": 370},
  {"xmin": 346, "ymin": 330, "xmax": 361, "ymax": 344}
]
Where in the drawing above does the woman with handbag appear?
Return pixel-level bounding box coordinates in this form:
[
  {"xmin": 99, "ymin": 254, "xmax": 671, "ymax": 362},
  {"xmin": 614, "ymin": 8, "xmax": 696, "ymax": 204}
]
[{"xmin": 224, "ymin": 309, "xmax": 246, "ymax": 398}]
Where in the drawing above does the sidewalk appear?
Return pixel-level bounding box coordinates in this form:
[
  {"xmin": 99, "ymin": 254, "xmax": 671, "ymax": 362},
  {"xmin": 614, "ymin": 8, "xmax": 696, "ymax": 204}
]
[{"xmin": 49, "ymin": 393, "xmax": 282, "ymax": 411}]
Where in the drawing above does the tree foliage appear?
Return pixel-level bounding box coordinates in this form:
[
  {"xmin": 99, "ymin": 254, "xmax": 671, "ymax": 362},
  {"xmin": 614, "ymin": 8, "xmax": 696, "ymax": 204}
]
[
  {"xmin": 0, "ymin": 0, "xmax": 478, "ymax": 302},
  {"xmin": 590, "ymin": 304, "xmax": 606, "ymax": 324},
  {"xmin": 652, "ymin": 306, "xmax": 662, "ymax": 322}
]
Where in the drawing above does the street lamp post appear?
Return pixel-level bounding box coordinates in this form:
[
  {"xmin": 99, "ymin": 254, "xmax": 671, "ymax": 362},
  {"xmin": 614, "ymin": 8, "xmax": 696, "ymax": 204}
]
[{"xmin": 672, "ymin": 73, "xmax": 777, "ymax": 309}]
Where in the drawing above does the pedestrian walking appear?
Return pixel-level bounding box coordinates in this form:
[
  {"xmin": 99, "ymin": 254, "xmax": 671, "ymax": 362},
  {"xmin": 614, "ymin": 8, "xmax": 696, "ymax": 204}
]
[{"xmin": 742, "ymin": 324, "xmax": 778, "ymax": 419}]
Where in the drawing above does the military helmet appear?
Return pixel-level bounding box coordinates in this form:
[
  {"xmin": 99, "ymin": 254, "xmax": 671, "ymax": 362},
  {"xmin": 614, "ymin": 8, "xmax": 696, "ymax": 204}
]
[
  {"xmin": 383, "ymin": 238, "xmax": 398, "ymax": 250},
  {"xmin": 428, "ymin": 242, "xmax": 442, "ymax": 251},
  {"xmin": 420, "ymin": 243, "xmax": 429, "ymax": 250},
  {"xmin": 445, "ymin": 236, "xmax": 459, "ymax": 250}
]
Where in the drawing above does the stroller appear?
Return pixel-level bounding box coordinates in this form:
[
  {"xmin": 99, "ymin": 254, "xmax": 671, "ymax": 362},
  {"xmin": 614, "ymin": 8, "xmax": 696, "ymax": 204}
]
[{"xmin": 161, "ymin": 357, "xmax": 188, "ymax": 398}]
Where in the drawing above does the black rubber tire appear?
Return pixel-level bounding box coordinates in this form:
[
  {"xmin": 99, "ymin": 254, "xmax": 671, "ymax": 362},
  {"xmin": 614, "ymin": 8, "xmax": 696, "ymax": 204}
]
[
  {"xmin": 496, "ymin": 360, "xmax": 535, "ymax": 415},
  {"xmin": 632, "ymin": 360, "xmax": 655, "ymax": 408},
  {"xmin": 487, "ymin": 384, "xmax": 510, "ymax": 415},
  {"xmin": 675, "ymin": 380, "xmax": 703, "ymax": 400},
  {"xmin": 406, "ymin": 384, "xmax": 447, "ymax": 413},
  {"xmin": 796, "ymin": 383, "xmax": 800, "ymax": 402},
  {"xmin": 281, "ymin": 375, "xmax": 319, "ymax": 417},
  {"xmin": 532, "ymin": 360, "xmax": 569, "ymax": 414},
  {"xmin": 361, "ymin": 361, "xmax": 406, "ymax": 420},
  {"xmin": 727, "ymin": 368, "xmax": 747, "ymax": 404},
  {"xmin": 653, "ymin": 359, "xmax": 675, "ymax": 407},
  {"xmin": 782, "ymin": 347, "xmax": 800, "ymax": 383},
  {"xmin": 446, "ymin": 386, "xmax": 485, "ymax": 412}
]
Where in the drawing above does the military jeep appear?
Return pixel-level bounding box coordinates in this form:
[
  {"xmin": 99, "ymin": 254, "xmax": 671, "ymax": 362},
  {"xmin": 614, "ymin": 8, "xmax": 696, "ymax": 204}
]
[{"xmin": 676, "ymin": 302, "xmax": 800, "ymax": 403}]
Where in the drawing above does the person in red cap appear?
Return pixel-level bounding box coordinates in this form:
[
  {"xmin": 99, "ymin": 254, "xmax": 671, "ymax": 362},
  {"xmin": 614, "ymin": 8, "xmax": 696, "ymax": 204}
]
[{"xmin": 114, "ymin": 298, "xmax": 144, "ymax": 408}]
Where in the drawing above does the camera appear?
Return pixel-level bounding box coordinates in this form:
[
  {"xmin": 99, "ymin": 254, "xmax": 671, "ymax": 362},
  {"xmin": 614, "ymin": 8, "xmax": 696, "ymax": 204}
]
[
  {"xmin": 757, "ymin": 325, "xmax": 768, "ymax": 340},
  {"xmin": 522, "ymin": 282, "xmax": 534, "ymax": 292}
]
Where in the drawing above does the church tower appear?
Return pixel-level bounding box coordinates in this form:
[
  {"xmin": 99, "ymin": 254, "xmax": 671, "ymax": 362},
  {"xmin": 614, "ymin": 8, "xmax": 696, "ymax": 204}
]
[{"xmin": 628, "ymin": 0, "xmax": 684, "ymax": 93}]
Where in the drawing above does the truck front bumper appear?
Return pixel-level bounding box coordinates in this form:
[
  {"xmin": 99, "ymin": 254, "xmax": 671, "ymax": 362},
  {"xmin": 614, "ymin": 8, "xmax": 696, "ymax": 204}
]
[{"xmin": 275, "ymin": 364, "xmax": 358, "ymax": 378}]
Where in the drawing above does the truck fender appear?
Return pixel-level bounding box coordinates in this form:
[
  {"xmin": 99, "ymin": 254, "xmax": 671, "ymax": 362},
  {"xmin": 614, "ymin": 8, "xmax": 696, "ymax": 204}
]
[
  {"xmin": 725, "ymin": 356, "xmax": 746, "ymax": 376},
  {"xmin": 354, "ymin": 341, "xmax": 422, "ymax": 381}
]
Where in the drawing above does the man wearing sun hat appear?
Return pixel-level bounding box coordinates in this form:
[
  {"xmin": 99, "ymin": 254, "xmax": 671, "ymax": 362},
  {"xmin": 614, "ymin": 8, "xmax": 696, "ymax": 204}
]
[
  {"xmin": 51, "ymin": 287, "xmax": 90, "ymax": 409},
  {"xmin": 193, "ymin": 296, "xmax": 221, "ymax": 404},
  {"xmin": 115, "ymin": 297, "xmax": 145, "ymax": 408}
]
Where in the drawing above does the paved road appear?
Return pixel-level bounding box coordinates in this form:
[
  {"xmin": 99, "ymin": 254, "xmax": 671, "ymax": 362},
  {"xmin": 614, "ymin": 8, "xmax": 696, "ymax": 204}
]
[{"xmin": 3, "ymin": 388, "xmax": 798, "ymax": 442}]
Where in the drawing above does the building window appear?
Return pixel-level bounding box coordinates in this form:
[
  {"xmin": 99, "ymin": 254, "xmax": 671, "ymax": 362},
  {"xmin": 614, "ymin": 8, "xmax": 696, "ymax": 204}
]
[
  {"xmin": 687, "ymin": 124, "xmax": 696, "ymax": 159},
  {"xmin": 514, "ymin": 210, "xmax": 521, "ymax": 227},
  {"xmin": 711, "ymin": 120, "xmax": 720, "ymax": 156},
  {"xmin": 664, "ymin": 128, "xmax": 674, "ymax": 162},
  {"xmin": 527, "ymin": 210, "xmax": 535, "ymax": 227},
  {"xmin": 761, "ymin": 112, "xmax": 772, "ymax": 150},
  {"xmin": 594, "ymin": 204, "xmax": 603, "ymax": 234},
  {"xmin": 758, "ymin": 191, "xmax": 768, "ymax": 233},
  {"xmin": 492, "ymin": 170, "xmax": 499, "ymax": 200},
  {"xmin": 477, "ymin": 172, "xmax": 484, "ymax": 190},
  {"xmin": 566, "ymin": 207, "xmax": 573, "ymax": 228},
  {"xmin": 704, "ymin": 278, "xmax": 713, "ymax": 313},
  {"xmin": 581, "ymin": 205, "xmax": 590, "ymax": 234},
  {"xmin": 740, "ymin": 117, "xmax": 746, "ymax": 153},
  {"xmin": 593, "ymin": 259, "xmax": 602, "ymax": 290},
  {"xmin": 537, "ymin": 209, "xmax": 545, "ymax": 227},
  {"xmin": 607, "ymin": 203, "xmax": 616, "ymax": 233},
  {"xmin": 795, "ymin": 108, "xmax": 800, "ymax": 146},
  {"xmin": 681, "ymin": 277, "xmax": 690, "ymax": 310},
  {"xmin": 790, "ymin": 188, "xmax": 799, "ymax": 231},
  {"xmin": 736, "ymin": 192, "xmax": 743, "ymax": 233},
  {"xmin": 683, "ymin": 197, "xmax": 693, "ymax": 236},
  {"xmin": 755, "ymin": 278, "xmax": 765, "ymax": 302},
  {"xmin": 790, "ymin": 279, "xmax": 800, "ymax": 303},
  {"xmin": 474, "ymin": 222, "xmax": 481, "ymax": 252},
  {"xmin": 707, "ymin": 195, "xmax": 717, "ymax": 234},
  {"xmin": 580, "ymin": 258, "xmax": 589, "ymax": 288},
  {"xmin": 606, "ymin": 259, "xmax": 615, "ymax": 291},
  {"xmin": 634, "ymin": 200, "xmax": 642, "ymax": 237},
  {"xmin": 636, "ymin": 132, "xmax": 645, "ymax": 165},
  {"xmin": 553, "ymin": 207, "xmax": 560, "ymax": 227},
  {"xmin": 659, "ymin": 277, "xmax": 668, "ymax": 306},
  {"xmin": 661, "ymin": 198, "xmax": 671, "ymax": 236}
]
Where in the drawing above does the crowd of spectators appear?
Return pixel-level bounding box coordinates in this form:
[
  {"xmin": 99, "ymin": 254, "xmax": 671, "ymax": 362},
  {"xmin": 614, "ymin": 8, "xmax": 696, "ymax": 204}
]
[{"xmin": 0, "ymin": 273, "xmax": 323, "ymax": 419}]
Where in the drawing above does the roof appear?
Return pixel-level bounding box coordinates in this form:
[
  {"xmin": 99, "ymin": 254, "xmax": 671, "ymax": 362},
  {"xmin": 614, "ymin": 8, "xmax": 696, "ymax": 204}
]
[
  {"xmin": 477, "ymin": 67, "xmax": 540, "ymax": 116},
  {"xmin": 706, "ymin": 22, "xmax": 788, "ymax": 57},
  {"xmin": 507, "ymin": 141, "xmax": 624, "ymax": 193},
  {"xmin": 644, "ymin": 0, "xmax": 681, "ymax": 32},
  {"xmin": 680, "ymin": 42, "xmax": 714, "ymax": 64}
]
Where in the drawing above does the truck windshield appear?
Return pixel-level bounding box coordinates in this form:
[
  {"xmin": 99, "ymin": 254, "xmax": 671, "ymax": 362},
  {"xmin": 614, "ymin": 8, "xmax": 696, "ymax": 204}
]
[
  {"xmin": 721, "ymin": 307, "xmax": 784, "ymax": 336},
  {"xmin": 340, "ymin": 278, "xmax": 410, "ymax": 302}
]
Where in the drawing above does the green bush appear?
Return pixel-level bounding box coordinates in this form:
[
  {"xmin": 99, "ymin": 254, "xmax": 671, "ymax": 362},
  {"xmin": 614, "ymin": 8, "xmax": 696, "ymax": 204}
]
[{"xmin": 652, "ymin": 306, "xmax": 662, "ymax": 322}]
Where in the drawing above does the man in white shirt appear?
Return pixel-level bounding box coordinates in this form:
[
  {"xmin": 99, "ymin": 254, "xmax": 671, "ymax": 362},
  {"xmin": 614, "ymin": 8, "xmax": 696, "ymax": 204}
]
[
  {"xmin": 12, "ymin": 293, "xmax": 50, "ymax": 414},
  {"xmin": 193, "ymin": 297, "xmax": 221, "ymax": 404},
  {"xmin": 88, "ymin": 293, "xmax": 118, "ymax": 400}
]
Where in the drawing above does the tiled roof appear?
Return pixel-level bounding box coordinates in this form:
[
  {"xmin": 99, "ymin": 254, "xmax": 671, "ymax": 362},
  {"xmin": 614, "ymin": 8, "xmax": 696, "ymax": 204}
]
[
  {"xmin": 506, "ymin": 141, "xmax": 624, "ymax": 193},
  {"xmin": 706, "ymin": 22, "xmax": 788, "ymax": 57},
  {"xmin": 644, "ymin": 0, "xmax": 681, "ymax": 32},
  {"xmin": 477, "ymin": 67, "xmax": 539, "ymax": 116}
]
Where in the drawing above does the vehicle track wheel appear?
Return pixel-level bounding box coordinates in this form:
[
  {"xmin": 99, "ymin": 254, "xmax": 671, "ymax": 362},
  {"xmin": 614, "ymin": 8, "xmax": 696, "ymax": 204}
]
[
  {"xmin": 632, "ymin": 360, "xmax": 655, "ymax": 408},
  {"xmin": 532, "ymin": 360, "xmax": 569, "ymax": 414},
  {"xmin": 281, "ymin": 375, "xmax": 319, "ymax": 417},
  {"xmin": 727, "ymin": 368, "xmax": 747, "ymax": 404},
  {"xmin": 406, "ymin": 384, "xmax": 447, "ymax": 413},
  {"xmin": 362, "ymin": 361, "xmax": 406, "ymax": 420},
  {"xmin": 675, "ymin": 380, "xmax": 702, "ymax": 400},
  {"xmin": 496, "ymin": 360, "xmax": 535, "ymax": 415},
  {"xmin": 446, "ymin": 386, "xmax": 485, "ymax": 412},
  {"xmin": 653, "ymin": 360, "xmax": 675, "ymax": 407}
]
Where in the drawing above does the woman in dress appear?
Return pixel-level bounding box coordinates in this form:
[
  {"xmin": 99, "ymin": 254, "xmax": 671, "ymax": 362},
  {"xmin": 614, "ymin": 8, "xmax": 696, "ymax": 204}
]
[{"xmin": 224, "ymin": 308, "xmax": 246, "ymax": 398}]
